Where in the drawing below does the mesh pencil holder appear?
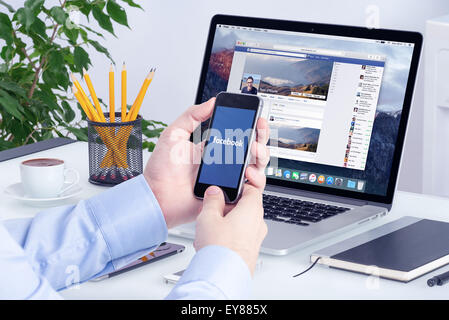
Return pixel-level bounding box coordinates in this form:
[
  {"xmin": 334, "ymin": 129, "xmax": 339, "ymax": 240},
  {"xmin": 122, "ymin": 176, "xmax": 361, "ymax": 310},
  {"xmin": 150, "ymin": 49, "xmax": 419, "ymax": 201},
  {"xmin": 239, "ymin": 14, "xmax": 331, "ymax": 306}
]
[{"xmin": 87, "ymin": 112, "xmax": 143, "ymax": 186}]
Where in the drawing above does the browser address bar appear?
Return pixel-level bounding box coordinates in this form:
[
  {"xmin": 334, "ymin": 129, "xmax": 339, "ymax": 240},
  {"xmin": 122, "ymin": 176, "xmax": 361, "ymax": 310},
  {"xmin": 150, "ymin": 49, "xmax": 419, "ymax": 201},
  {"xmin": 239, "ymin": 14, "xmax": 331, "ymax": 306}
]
[{"xmin": 248, "ymin": 48, "xmax": 307, "ymax": 58}]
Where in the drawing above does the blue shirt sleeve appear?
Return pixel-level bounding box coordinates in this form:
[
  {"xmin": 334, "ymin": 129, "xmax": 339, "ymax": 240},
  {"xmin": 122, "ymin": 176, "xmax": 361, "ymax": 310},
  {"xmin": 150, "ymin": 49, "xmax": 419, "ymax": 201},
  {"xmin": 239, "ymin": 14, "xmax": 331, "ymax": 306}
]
[
  {"xmin": 1, "ymin": 174, "xmax": 253, "ymax": 300},
  {"xmin": 166, "ymin": 245, "xmax": 252, "ymax": 300},
  {"xmin": 1, "ymin": 174, "xmax": 167, "ymax": 298}
]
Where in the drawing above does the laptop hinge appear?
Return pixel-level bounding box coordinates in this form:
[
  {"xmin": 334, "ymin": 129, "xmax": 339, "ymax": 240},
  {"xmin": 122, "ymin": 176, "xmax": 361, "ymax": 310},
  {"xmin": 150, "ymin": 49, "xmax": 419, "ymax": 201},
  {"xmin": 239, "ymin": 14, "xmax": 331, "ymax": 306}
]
[{"xmin": 265, "ymin": 184, "xmax": 392, "ymax": 210}]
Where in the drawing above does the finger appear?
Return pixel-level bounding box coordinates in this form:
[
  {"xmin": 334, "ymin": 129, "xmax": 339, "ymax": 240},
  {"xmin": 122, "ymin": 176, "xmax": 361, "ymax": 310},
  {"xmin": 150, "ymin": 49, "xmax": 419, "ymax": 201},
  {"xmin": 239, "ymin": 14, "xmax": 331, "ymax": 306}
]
[
  {"xmin": 245, "ymin": 165, "xmax": 266, "ymax": 191},
  {"xmin": 201, "ymin": 185, "xmax": 226, "ymax": 217},
  {"xmin": 250, "ymin": 141, "xmax": 270, "ymax": 170},
  {"xmin": 233, "ymin": 184, "xmax": 263, "ymax": 216},
  {"xmin": 170, "ymin": 98, "xmax": 216, "ymax": 139},
  {"xmin": 256, "ymin": 117, "xmax": 270, "ymax": 145},
  {"xmin": 192, "ymin": 139, "xmax": 206, "ymax": 166}
]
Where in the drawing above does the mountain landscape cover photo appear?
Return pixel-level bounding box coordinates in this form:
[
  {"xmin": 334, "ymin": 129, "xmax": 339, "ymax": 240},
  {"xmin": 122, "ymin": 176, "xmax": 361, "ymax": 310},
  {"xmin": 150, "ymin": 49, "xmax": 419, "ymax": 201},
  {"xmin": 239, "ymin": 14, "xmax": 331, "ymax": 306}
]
[
  {"xmin": 269, "ymin": 125, "xmax": 321, "ymax": 153},
  {"xmin": 243, "ymin": 54, "xmax": 332, "ymax": 101}
]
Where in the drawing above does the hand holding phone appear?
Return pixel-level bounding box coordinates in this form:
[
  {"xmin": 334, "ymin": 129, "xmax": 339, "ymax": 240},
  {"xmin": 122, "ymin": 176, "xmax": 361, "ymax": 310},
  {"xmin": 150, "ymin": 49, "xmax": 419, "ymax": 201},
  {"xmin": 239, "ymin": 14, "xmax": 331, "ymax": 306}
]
[{"xmin": 194, "ymin": 92, "xmax": 263, "ymax": 203}]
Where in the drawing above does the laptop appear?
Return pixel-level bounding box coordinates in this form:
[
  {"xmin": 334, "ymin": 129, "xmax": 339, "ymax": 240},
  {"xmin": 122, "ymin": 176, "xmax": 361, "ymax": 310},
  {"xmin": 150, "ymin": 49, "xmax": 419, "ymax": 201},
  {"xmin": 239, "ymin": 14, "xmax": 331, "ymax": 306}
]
[{"xmin": 169, "ymin": 15, "xmax": 422, "ymax": 255}]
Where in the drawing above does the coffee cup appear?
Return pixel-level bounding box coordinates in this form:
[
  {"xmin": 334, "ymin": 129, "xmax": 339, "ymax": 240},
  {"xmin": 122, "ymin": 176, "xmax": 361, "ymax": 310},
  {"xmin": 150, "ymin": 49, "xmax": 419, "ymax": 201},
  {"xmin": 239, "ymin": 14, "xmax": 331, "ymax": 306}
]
[{"xmin": 20, "ymin": 158, "xmax": 80, "ymax": 198}]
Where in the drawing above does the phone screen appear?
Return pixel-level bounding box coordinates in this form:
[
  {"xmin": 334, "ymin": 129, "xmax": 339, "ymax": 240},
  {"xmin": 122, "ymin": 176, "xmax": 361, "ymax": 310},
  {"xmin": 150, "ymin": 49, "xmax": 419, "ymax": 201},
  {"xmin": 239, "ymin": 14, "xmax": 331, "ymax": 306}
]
[
  {"xmin": 195, "ymin": 101, "xmax": 258, "ymax": 201},
  {"xmin": 198, "ymin": 105, "xmax": 256, "ymax": 189}
]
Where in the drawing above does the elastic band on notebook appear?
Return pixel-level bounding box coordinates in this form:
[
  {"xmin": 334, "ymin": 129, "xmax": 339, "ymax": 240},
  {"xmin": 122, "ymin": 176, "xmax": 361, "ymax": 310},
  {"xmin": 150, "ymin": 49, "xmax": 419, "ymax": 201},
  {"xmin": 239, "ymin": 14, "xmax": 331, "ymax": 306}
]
[{"xmin": 293, "ymin": 257, "xmax": 321, "ymax": 278}]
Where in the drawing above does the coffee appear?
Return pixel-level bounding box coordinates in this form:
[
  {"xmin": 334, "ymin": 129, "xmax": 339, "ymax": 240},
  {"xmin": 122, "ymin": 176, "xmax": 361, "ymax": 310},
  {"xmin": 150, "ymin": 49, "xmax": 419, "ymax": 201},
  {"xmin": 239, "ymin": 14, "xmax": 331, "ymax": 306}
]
[{"xmin": 22, "ymin": 158, "xmax": 64, "ymax": 167}]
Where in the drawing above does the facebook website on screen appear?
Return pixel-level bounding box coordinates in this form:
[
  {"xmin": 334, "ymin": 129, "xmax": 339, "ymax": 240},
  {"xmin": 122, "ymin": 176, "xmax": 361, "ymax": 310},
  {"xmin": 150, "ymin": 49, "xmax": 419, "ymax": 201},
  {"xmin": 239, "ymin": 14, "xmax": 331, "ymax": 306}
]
[{"xmin": 202, "ymin": 24, "xmax": 414, "ymax": 196}]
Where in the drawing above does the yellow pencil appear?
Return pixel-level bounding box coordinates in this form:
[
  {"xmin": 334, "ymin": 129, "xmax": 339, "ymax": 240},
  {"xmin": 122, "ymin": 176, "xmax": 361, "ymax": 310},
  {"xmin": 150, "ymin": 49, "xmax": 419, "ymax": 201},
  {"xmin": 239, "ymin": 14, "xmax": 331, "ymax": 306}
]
[
  {"xmin": 121, "ymin": 62, "xmax": 127, "ymax": 121},
  {"xmin": 83, "ymin": 67, "xmax": 106, "ymax": 122},
  {"xmin": 126, "ymin": 68, "xmax": 155, "ymax": 121},
  {"xmin": 109, "ymin": 64, "xmax": 115, "ymax": 123},
  {"xmin": 71, "ymin": 73, "xmax": 99, "ymax": 121},
  {"xmin": 73, "ymin": 85, "xmax": 93, "ymax": 120}
]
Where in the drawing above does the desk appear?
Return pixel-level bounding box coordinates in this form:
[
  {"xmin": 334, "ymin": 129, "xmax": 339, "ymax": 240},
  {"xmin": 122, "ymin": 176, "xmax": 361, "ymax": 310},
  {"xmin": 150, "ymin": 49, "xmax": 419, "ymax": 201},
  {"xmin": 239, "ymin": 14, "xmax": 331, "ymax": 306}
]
[{"xmin": 1, "ymin": 141, "xmax": 448, "ymax": 299}]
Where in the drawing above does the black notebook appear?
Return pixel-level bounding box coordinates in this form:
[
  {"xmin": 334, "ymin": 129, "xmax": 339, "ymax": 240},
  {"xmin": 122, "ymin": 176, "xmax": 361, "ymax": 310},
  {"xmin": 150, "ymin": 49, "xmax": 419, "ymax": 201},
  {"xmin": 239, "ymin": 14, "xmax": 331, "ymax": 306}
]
[{"xmin": 311, "ymin": 216, "xmax": 449, "ymax": 282}]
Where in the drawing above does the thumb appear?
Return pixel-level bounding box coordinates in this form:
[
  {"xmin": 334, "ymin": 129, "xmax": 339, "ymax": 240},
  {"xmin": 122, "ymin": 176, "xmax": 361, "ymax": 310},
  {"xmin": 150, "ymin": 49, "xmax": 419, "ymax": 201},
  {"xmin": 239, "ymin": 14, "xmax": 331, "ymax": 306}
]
[
  {"xmin": 171, "ymin": 98, "xmax": 216, "ymax": 139},
  {"xmin": 202, "ymin": 186, "xmax": 226, "ymax": 217}
]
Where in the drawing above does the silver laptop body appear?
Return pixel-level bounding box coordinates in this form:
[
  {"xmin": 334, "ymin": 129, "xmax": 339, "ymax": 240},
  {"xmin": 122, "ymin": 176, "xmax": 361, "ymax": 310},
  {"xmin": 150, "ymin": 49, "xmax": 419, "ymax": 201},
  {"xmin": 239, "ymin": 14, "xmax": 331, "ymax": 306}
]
[
  {"xmin": 170, "ymin": 185, "xmax": 389, "ymax": 255},
  {"xmin": 169, "ymin": 15, "xmax": 422, "ymax": 255}
]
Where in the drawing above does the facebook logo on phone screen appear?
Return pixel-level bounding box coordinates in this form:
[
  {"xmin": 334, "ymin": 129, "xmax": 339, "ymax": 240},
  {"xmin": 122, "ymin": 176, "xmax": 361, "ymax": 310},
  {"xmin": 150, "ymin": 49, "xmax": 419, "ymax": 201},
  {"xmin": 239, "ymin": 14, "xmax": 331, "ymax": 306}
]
[{"xmin": 198, "ymin": 106, "xmax": 256, "ymax": 188}]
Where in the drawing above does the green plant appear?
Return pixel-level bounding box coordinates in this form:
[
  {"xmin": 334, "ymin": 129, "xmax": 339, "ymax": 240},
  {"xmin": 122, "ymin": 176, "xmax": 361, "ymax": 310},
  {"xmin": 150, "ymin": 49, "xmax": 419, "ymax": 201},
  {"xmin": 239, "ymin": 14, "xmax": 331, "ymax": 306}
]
[{"xmin": 0, "ymin": 0, "xmax": 166, "ymax": 152}]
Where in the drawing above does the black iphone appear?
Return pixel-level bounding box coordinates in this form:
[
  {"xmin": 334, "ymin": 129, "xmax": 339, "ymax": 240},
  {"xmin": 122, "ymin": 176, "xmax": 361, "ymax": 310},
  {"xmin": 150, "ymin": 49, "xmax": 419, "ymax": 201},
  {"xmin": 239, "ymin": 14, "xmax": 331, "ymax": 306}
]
[{"xmin": 194, "ymin": 92, "xmax": 263, "ymax": 203}]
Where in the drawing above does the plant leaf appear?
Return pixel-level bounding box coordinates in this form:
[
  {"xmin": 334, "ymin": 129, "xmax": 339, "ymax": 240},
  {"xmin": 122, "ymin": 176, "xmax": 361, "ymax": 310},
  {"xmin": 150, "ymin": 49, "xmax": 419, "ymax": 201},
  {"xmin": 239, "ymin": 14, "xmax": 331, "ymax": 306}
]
[
  {"xmin": 63, "ymin": 25, "xmax": 79, "ymax": 43},
  {"xmin": 61, "ymin": 100, "xmax": 75, "ymax": 123},
  {"xmin": 50, "ymin": 6, "xmax": 68, "ymax": 25},
  {"xmin": 0, "ymin": 46, "xmax": 13, "ymax": 62},
  {"xmin": 80, "ymin": 24, "xmax": 105, "ymax": 38},
  {"xmin": 0, "ymin": 12, "xmax": 12, "ymax": 44},
  {"xmin": 88, "ymin": 40, "xmax": 113, "ymax": 63},
  {"xmin": 48, "ymin": 50, "xmax": 65, "ymax": 72},
  {"xmin": 142, "ymin": 141, "xmax": 155, "ymax": 152},
  {"xmin": 73, "ymin": 46, "xmax": 91, "ymax": 72},
  {"xmin": 41, "ymin": 129, "xmax": 54, "ymax": 141},
  {"xmin": 75, "ymin": 102, "xmax": 88, "ymax": 120},
  {"xmin": 55, "ymin": 69, "xmax": 70, "ymax": 91},
  {"xmin": 0, "ymin": 89, "xmax": 24, "ymax": 120},
  {"xmin": 0, "ymin": 1, "xmax": 15, "ymax": 13},
  {"xmin": 92, "ymin": 6, "xmax": 115, "ymax": 36},
  {"xmin": 0, "ymin": 80, "xmax": 28, "ymax": 100},
  {"xmin": 25, "ymin": 0, "xmax": 45, "ymax": 15},
  {"xmin": 33, "ymin": 88, "xmax": 60, "ymax": 111},
  {"xmin": 66, "ymin": 0, "xmax": 91, "ymax": 18},
  {"xmin": 66, "ymin": 126, "xmax": 88, "ymax": 141},
  {"xmin": 120, "ymin": 0, "xmax": 143, "ymax": 10},
  {"xmin": 0, "ymin": 139, "xmax": 15, "ymax": 151},
  {"xmin": 142, "ymin": 127, "xmax": 164, "ymax": 138},
  {"xmin": 15, "ymin": 7, "xmax": 35, "ymax": 31},
  {"xmin": 30, "ymin": 17, "xmax": 47, "ymax": 39},
  {"xmin": 106, "ymin": 0, "xmax": 129, "ymax": 27}
]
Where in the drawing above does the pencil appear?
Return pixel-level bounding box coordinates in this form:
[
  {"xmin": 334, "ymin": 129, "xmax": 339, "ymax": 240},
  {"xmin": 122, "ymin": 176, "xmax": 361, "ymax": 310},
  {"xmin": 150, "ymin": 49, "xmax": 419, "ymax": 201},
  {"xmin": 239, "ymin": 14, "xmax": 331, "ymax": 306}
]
[
  {"xmin": 126, "ymin": 68, "xmax": 155, "ymax": 121},
  {"xmin": 121, "ymin": 62, "xmax": 127, "ymax": 121},
  {"xmin": 71, "ymin": 74, "xmax": 99, "ymax": 121},
  {"xmin": 73, "ymin": 85, "xmax": 93, "ymax": 120},
  {"xmin": 109, "ymin": 64, "xmax": 115, "ymax": 123},
  {"xmin": 83, "ymin": 67, "xmax": 106, "ymax": 122}
]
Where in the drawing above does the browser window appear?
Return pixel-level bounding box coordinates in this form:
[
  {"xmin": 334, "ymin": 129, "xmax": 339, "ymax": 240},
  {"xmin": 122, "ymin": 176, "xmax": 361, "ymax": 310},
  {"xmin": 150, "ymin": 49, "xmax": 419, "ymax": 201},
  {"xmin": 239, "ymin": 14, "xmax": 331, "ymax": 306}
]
[
  {"xmin": 227, "ymin": 41, "xmax": 385, "ymax": 171},
  {"xmin": 201, "ymin": 24, "xmax": 415, "ymax": 196}
]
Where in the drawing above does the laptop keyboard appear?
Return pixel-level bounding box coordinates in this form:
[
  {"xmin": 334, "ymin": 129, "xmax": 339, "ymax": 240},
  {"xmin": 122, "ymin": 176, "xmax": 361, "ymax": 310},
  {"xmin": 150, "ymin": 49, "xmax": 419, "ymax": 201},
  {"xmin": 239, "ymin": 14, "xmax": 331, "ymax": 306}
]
[{"xmin": 263, "ymin": 194, "xmax": 351, "ymax": 226}]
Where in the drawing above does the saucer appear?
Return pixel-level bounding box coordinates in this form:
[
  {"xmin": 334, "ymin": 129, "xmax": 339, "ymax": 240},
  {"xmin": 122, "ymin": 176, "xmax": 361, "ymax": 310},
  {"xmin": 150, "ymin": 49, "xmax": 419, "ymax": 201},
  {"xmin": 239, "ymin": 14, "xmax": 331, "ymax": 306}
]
[{"xmin": 4, "ymin": 182, "xmax": 83, "ymax": 207}]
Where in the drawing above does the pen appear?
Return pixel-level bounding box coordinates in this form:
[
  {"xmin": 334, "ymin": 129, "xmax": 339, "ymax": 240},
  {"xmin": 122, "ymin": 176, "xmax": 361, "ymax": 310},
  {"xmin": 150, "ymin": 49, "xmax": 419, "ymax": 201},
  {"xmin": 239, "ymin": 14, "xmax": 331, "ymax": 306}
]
[
  {"xmin": 427, "ymin": 270, "xmax": 449, "ymax": 287},
  {"xmin": 91, "ymin": 243, "xmax": 180, "ymax": 282}
]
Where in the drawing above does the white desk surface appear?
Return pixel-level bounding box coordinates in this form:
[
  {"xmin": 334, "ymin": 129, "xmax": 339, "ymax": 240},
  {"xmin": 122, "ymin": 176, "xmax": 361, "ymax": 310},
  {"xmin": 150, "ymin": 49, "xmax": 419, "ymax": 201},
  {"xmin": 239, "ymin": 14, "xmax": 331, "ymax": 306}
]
[{"xmin": 1, "ymin": 141, "xmax": 448, "ymax": 300}]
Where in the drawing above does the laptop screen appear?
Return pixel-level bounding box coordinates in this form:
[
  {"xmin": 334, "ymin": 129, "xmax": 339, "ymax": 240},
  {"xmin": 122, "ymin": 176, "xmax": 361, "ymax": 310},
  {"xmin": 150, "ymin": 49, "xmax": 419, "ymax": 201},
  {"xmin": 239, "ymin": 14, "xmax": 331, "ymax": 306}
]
[{"xmin": 198, "ymin": 22, "xmax": 416, "ymax": 198}]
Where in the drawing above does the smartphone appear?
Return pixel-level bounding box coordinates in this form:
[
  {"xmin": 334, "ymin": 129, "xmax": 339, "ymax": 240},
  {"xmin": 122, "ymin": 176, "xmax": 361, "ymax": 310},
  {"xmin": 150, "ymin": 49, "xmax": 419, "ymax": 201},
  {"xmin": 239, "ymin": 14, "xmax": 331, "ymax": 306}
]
[
  {"xmin": 91, "ymin": 242, "xmax": 185, "ymax": 281},
  {"xmin": 194, "ymin": 92, "xmax": 263, "ymax": 203},
  {"xmin": 163, "ymin": 269, "xmax": 185, "ymax": 284},
  {"xmin": 163, "ymin": 258, "xmax": 263, "ymax": 285}
]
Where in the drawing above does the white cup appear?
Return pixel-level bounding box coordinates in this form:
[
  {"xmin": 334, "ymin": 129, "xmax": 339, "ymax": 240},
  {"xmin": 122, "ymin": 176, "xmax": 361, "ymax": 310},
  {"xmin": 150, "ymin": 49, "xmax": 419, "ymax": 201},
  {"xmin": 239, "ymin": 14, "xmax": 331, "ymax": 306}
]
[{"xmin": 20, "ymin": 158, "xmax": 80, "ymax": 198}]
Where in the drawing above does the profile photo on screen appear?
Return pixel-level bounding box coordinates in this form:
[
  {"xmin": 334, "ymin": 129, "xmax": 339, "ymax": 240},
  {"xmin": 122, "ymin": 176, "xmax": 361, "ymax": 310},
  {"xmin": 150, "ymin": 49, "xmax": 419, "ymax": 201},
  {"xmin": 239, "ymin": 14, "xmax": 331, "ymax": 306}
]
[{"xmin": 240, "ymin": 73, "xmax": 260, "ymax": 95}]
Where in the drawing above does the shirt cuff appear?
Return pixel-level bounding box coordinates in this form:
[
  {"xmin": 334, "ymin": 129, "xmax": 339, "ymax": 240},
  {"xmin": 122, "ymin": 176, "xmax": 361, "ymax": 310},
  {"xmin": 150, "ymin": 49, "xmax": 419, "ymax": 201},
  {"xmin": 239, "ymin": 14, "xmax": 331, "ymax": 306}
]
[
  {"xmin": 177, "ymin": 245, "xmax": 252, "ymax": 299},
  {"xmin": 85, "ymin": 174, "xmax": 168, "ymax": 269}
]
